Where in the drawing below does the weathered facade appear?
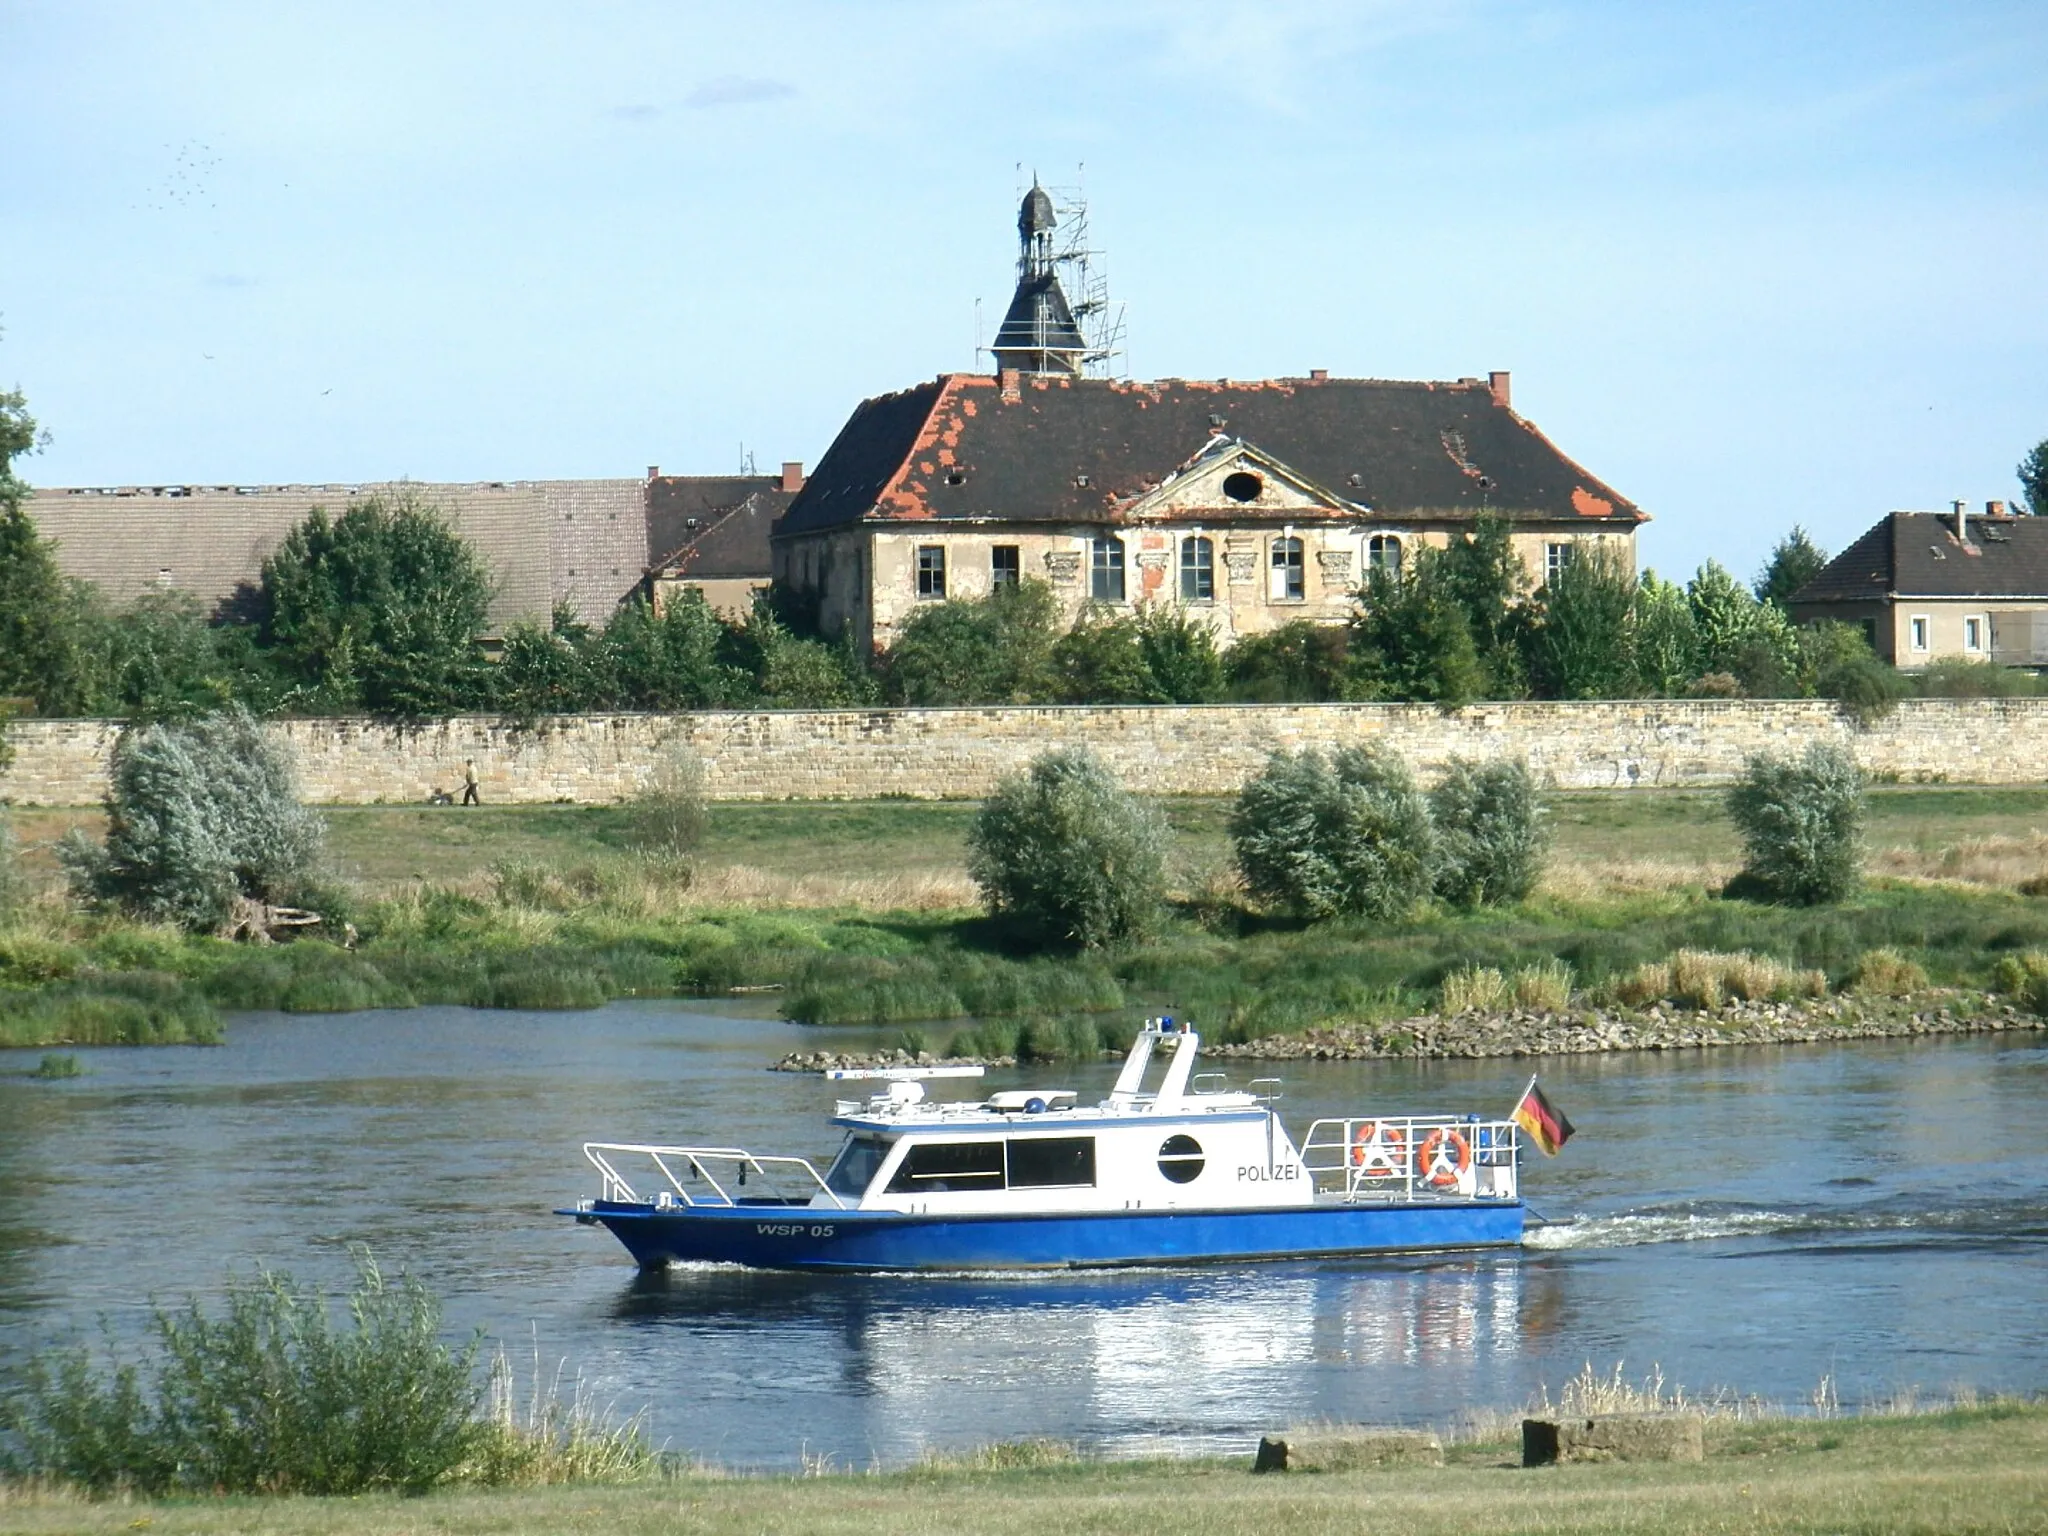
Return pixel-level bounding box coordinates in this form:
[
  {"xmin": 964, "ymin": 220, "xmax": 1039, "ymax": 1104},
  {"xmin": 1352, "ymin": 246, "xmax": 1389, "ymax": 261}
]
[
  {"xmin": 643, "ymin": 465, "xmax": 803, "ymax": 619},
  {"xmin": 1790, "ymin": 502, "xmax": 2046, "ymax": 667}
]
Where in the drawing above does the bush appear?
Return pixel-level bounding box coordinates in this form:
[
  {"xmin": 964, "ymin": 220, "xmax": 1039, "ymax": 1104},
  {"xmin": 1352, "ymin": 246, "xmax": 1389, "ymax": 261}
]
[
  {"xmin": 966, "ymin": 748, "xmax": 1166, "ymax": 948},
  {"xmin": 0, "ymin": 1254, "xmax": 486, "ymax": 1495},
  {"xmin": 1229, "ymin": 745, "xmax": 1436, "ymax": 920},
  {"xmin": 627, "ymin": 740, "xmax": 708, "ymax": 864},
  {"xmin": 1848, "ymin": 947, "xmax": 1927, "ymax": 997},
  {"xmin": 1725, "ymin": 743, "xmax": 1865, "ymax": 905},
  {"xmin": 1222, "ymin": 620, "xmax": 1350, "ymax": 702},
  {"xmin": 0, "ymin": 815, "xmax": 24, "ymax": 919},
  {"xmin": 885, "ymin": 580, "xmax": 1060, "ymax": 705},
  {"xmin": 60, "ymin": 710, "xmax": 327, "ymax": 931},
  {"xmin": 1429, "ymin": 756, "xmax": 1548, "ymax": 907}
]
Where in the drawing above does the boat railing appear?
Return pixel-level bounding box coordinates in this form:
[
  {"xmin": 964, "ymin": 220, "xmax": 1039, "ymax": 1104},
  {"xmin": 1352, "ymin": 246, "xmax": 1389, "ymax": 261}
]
[
  {"xmin": 1299, "ymin": 1116, "xmax": 1522, "ymax": 1203},
  {"xmin": 581, "ymin": 1142, "xmax": 847, "ymax": 1211}
]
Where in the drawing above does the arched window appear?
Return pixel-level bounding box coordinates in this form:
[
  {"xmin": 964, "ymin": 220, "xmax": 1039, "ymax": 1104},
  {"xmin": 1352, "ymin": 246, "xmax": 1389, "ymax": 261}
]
[
  {"xmin": 1180, "ymin": 536, "xmax": 1215, "ymax": 601},
  {"xmin": 1368, "ymin": 534, "xmax": 1402, "ymax": 577},
  {"xmin": 1091, "ymin": 535, "xmax": 1126, "ymax": 601},
  {"xmin": 1269, "ymin": 535, "xmax": 1304, "ymax": 601}
]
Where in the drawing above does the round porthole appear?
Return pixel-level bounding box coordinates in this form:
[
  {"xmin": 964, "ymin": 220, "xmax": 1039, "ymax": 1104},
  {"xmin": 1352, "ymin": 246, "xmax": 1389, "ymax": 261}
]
[
  {"xmin": 1158, "ymin": 1134, "xmax": 1205, "ymax": 1184},
  {"xmin": 1222, "ymin": 471, "xmax": 1263, "ymax": 503}
]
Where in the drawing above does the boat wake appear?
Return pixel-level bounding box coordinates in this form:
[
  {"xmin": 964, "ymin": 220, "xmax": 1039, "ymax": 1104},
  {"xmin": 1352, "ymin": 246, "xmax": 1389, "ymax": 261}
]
[{"xmin": 1524, "ymin": 1198, "xmax": 2048, "ymax": 1251}]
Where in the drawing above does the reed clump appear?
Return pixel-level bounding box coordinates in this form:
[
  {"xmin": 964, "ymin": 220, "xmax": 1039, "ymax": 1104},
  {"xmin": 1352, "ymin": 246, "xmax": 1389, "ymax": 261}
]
[
  {"xmin": 1438, "ymin": 960, "xmax": 1573, "ymax": 1015},
  {"xmin": 1605, "ymin": 948, "xmax": 1827, "ymax": 1011},
  {"xmin": 1847, "ymin": 946, "xmax": 1928, "ymax": 997}
]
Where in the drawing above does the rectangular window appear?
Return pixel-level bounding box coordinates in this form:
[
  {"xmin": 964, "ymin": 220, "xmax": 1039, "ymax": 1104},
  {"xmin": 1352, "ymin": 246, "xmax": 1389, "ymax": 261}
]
[
  {"xmin": 1545, "ymin": 541, "xmax": 1576, "ymax": 582},
  {"xmin": 1269, "ymin": 536, "xmax": 1304, "ymax": 601},
  {"xmin": 887, "ymin": 1140, "xmax": 1005, "ymax": 1193},
  {"xmin": 1179, "ymin": 536, "xmax": 1214, "ymax": 601},
  {"xmin": 991, "ymin": 545, "xmax": 1021, "ymax": 588},
  {"xmin": 1964, "ymin": 616, "xmax": 1984, "ymax": 652},
  {"xmin": 1910, "ymin": 615, "xmax": 1930, "ymax": 652},
  {"xmin": 1006, "ymin": 1137, "xmax": 1097, "ymax": 1189},
  {"xmin": 1091, "ymin": 536, "xmax": 1126, "ymax": 602},
  {"xmin": 916, "ymin": 544, "xmax": 946, "ymax": 599}
]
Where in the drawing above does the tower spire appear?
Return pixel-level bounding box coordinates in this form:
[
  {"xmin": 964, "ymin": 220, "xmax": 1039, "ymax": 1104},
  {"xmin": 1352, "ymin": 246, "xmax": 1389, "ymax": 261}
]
[{"xmin": 991, "ymin": 180, "xmax": 1087, "ymax": 379}]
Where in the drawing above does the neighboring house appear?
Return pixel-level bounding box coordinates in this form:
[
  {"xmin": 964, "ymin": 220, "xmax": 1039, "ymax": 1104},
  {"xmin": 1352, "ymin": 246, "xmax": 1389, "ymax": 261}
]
[
  {"xmin": 1790, "ymin": 501, "xmax": 2043, "ymax": 667},
  {"xmin": 643, "ymin": 466, "xmax": 803, "ymax": 619},
  {"xmin": 772, "ymin": 187, "xmax": 1647, "ymax": 653},
  {"xmin": 30, "ymin": 469, "xmax": 800, "ymax": 636}
]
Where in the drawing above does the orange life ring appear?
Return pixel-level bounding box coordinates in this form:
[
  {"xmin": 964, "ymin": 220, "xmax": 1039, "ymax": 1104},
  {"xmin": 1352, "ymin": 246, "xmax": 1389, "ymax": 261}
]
[
  {"xmin": 1414, "ymin": 1127, "xmax": 1472, "ymax": 1188},
  {"xmin": 1351, "ymin": 1121, "xmax": 1406, "ymax": 1176}
]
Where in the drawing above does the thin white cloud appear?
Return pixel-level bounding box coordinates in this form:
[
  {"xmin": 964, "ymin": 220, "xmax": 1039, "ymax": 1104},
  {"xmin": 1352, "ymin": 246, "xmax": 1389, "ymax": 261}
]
[{"xmin": 684, "ymin": 76, "xmax": 797, "ymax": 109}]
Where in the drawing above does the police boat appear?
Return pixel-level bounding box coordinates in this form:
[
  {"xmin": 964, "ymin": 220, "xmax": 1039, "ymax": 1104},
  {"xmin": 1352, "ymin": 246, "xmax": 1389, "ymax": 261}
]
[{"xmin": 562, "ymin": 1017, "xmax": 1532, "ymax": 1272}]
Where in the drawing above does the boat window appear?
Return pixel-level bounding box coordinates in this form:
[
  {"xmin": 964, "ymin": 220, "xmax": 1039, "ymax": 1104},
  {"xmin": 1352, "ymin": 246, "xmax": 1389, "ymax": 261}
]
[
  {"xmin": 886, "ymin": 1140, "xmax": 1006, "ymax": 1193},
  {"xmin": 1157, "ymin": 1134, "xmax": 1206, "ymax": 1184},
  {"xmin": 825, "ymin": 1136, "xmax": 889, "ymax": 1198},
  {"xmin": 1007, "ymin": 1137, "xmax": 1096, "ymax": 1189}
]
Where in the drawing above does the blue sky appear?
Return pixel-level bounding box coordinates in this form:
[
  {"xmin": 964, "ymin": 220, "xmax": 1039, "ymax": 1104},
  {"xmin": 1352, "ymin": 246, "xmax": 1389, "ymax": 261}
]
[{"xmin": 3, "ymin": 1, "xmax": 2043, "ymax": 582}]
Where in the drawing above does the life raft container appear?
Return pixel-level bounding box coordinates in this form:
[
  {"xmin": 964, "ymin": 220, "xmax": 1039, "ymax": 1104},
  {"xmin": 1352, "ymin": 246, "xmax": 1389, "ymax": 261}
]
[{"xmin": 1414, "ymin": 1127, "xmax": 1473, "ymax": 1189}]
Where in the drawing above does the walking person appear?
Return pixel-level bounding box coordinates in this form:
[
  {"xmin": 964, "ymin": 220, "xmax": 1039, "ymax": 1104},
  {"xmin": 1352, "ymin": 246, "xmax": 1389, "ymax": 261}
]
[{"xmin": 461, "ymin": 758, "xmax": 481, "ymax": 806}]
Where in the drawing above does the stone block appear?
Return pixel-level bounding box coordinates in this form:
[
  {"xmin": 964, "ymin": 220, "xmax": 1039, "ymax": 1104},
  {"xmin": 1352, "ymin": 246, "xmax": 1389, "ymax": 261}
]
[
  {"xmin": 1253, "ymin": 1427, "xmax": 1444, "ymax": 1472},
  {"xmin": 1521, "ymin": 1413, "xmax": 1705, "ymax": 1466}
]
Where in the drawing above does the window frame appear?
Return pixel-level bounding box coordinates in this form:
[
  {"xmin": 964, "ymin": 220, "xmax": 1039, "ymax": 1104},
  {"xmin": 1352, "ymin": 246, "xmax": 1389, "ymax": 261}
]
[
  {"xmin": 1269, "ymin": 535, "xmax": 1305, "ymax": 602},
  {"xmin": 915, "ymin": 544, "xmax": 947, "ymax": 600},
  {"xmin": 1090, "ymin": 535, "xmax": 1127, "ymax": 603},
  {"xmin": 886, "ymin": 1140, "xmax": 1006, "ymax": 1193},
  {"xmin": 1179, "ymin": 535, "xmax": 1215, "ymax": 602},
  {"xmin": 1909, "ymin": 614, "xmax": 1930, "ymax": 653},
  {"xmin": 1367, "ymin": 533, "xmax": 1403, "ymax": 578},
  {"xmin": 990, "ymin": 544, "xmax": 1021, "ymax": 589},
  {"xmin": 1964, "ymin": 615, "xmax": 1985, "ymax": 653},
  {"xmin": 1545, "ymin": 540, "xmax": 1576, "ymax": 583},
  {"xmin": 1005, "ymin": 1137, "xmax": 1098, "ymax": 1190}
]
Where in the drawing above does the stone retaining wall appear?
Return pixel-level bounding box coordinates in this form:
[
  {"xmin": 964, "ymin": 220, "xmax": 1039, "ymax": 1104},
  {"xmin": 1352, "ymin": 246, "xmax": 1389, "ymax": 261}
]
[{"xmin": 4, "ymin": 699, "xmax": 2047, "ymax": 807}]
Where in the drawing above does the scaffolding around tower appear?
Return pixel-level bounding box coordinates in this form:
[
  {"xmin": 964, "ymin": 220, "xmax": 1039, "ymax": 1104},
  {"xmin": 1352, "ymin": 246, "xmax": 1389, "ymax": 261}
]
[{"xmin": 986, "ymin": 173, "xmax": 1126, "ymax": 379}]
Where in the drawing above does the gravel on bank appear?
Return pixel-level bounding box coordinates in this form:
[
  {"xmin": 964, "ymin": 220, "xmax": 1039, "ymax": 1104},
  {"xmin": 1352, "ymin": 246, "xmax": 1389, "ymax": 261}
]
[{"xmin": 772, "ymin": 994, "xmax": 2043, "ymax": 1072}]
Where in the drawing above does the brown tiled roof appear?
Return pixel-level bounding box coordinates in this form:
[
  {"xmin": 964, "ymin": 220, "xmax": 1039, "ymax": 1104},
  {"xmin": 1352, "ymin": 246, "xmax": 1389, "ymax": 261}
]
[
  {"xmin": 1794, "ymin": 512, "xmax": 2048, "ymax": 603},
  {"xmin": 777, "ymin": 373, "xmax": 1645, "ymax": 538},
  {"xmin": 646, "ymin": 476, "xmax": 794, "ymax": 577},
  {"xmin": 532, "ymin": 479, "xmax": 647, "ymax": 628}
]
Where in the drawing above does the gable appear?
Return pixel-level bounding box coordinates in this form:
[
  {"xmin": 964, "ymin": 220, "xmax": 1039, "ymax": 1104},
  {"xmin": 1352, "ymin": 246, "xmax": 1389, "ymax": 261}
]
[{"xmin": 1118, "ymin": 437, "xmax": 1361, "ymax": 523}]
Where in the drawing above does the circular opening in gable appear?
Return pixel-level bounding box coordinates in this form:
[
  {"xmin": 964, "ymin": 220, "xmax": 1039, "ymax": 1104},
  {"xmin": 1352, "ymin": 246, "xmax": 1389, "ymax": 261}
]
[{"xmin": 1222, "ymin": 471, "xmax": 1263, "ymax": 503}]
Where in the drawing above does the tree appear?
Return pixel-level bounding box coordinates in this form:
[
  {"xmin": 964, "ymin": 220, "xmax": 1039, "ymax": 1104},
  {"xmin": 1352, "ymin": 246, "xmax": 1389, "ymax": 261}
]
[
  {"xmin": 1229, "ymin": 745, "xmax": 1436, "ymax": 920},
  {"xmin": 884, "ymin": 580, "xmax": 1060, "ymax": 705},
  {"xmin": 1725, "ymin": 743, "xmax": 1864, "ymax": 905},
  {"xmin": 1134, "ymin": 605, "xmax": 1225, "ymax": 704},
  {"xmin": 1223, "ymin": 619, "xmax": 1350, "ymax": 702},
  {"xmin": 1429, "ymin": 756, "xmax": 1548, "ymax": 907},
  {"xmin": 0, "ymin": 387, "xmax": 101, "ymax": 717},
  {"xmin": 1051, "ymin": 608, "xmax": 1165, "ymax": 704},
  {"xmin": 95, "ymin": 592, "xmax": 274, "ymax": 720},
  {"xmin": 1799, "ymin": 621, "xmax": 1906, "ymax": 723},
  {"xmin": 599, "ymin": 591, "xmax": 746, "ymax": 710},
  {"xmin": 1631, "ymin": 570, "xmax": 1700, "ymax": 696},
  {"xmin": 255, "ymin": 496, "xmax": 495, "ymax": 715},
  {"xmin": 1347, "ymin": 550, "xmax": 1484, "ymax": 706},
  {"xmin": 1436, "ymin": 511, "xmax": 1531, "ymax": 696},
  {"xmin": 723, "ymin": 596, "xmax": 876, "ymax": 708},
  {"xmin": 496, "ymin": 603, "xmax": 604, "ymax": 718},
  {"xmin": 1755, "ymin": 526, "xmax": 1829, "ymax": 611},
  {"xmin": 61, "ymin": 709, "xmax": 326, "ymax": 930},
  {"xmin": 1528, "ymin": 543, "xmax": 1637, "ymax": 698},
  {"xmin": 966, "ymin": 748, "xmax": 1166, "ymax": 948},
  {"xmin": 2019, "ymin": 437, "xmax": 2048, "ymax": 517}
]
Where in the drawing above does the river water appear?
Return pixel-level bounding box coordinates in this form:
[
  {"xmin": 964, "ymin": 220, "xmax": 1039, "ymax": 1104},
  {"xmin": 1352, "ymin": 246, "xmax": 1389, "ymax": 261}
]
[{"xmin": 2, "ymin": 1005, "xmax": 2044, "ymax": 1468}]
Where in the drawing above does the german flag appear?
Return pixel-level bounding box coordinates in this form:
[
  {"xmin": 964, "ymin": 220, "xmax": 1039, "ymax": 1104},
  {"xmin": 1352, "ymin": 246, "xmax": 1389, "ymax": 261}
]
[{"xmin": 1512, "ymin": 1079, "xmax": 1575, "ymax": 1156}]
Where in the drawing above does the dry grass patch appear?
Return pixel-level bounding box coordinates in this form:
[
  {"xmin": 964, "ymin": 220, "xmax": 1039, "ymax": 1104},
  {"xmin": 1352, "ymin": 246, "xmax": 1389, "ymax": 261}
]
[
  {"xmin": 1606, "ymin": 948, "xmax": 1828, "ymax": 1011},
  {"xmin": 1847, "ymin": 946, "xmax": 1929, "ymax": 997}
]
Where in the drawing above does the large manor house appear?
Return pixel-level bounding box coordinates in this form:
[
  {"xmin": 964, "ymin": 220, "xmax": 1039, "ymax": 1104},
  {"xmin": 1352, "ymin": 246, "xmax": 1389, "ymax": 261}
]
[{"xmin": 36, "ymin": 185, "xmax": 2038, "ymax": 667}]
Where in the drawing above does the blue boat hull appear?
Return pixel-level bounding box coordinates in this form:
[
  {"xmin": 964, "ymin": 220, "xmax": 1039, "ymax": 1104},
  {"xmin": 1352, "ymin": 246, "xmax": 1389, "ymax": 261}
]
[{"xmin": 564, "ymin": 1198, "xmax": 1525, "ymax": 1272}]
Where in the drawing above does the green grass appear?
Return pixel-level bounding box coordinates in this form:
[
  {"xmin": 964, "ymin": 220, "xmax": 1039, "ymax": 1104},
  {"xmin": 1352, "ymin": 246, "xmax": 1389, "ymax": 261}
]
[
  {"xmin": 4, "ymin": 788, "xmax": 2048, "ymax": 1047},
  {"xmin": 0, "ymin": 1400, "xmax": 2042, "ymax": 1535}
]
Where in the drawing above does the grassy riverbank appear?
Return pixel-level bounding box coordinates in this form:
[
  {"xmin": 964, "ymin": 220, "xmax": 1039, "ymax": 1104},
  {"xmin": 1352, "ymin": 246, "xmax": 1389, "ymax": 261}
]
[
  {"xmin": 2, "ymin": 1400, "xmax": 2042, "ymax": 1535},
  {"xmin": 6, "ymin": 788, "xmax": 2048, "ymax": 1049}
]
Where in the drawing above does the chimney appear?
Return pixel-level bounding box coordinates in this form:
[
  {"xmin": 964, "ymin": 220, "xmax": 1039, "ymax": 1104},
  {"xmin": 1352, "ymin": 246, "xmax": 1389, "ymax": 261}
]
[
  {"xmin": 646, "ymin": 465, "xmax": 660, "ymax": 480},
  {"xmin": 1000, "ymin": 367, "xmax": 1022, "ymax": 402},
  {"xmin": 1308, "ymin": 368, "xmax": 1328, "ymax": 382},
  {"xmin": 1987, "ymin": 499, "xmax": 2009, "ymax": 518},
  {"xmin": 1952, "ymin": 499, "xmax": 1970, "ymax": 541},
  {"xmin": 1489, "ymin": 370, "xmax": 1512, "ymax": 408},
  {"xmin": 780, "ymin": 460, "xmax": 805, "ymax": 494}
]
